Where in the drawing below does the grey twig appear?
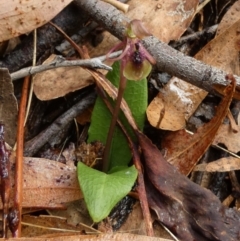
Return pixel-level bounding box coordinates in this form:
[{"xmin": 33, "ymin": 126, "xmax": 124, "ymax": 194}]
[
  {"xmin": 24, "ymin": 91, "xmax": 96, "ymax": 157},
  {"xmin": 10, "ymin": 51, "xmax": 122, "ymax": 81},
  {"xmin": 75, "ymin": 0, "xmax": 240, "ymax": 94}
]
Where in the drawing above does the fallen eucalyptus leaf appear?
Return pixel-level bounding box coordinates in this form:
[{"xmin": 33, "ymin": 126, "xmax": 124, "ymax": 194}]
[
  {"xmin": 0, "ymin": 0, "xmax": 73, "ymax": 42},
  {"xmin": 33, "ymin": 55, "xmax": 94, "ymax": 100},
  {"xmin": 0, "ymin": 157, "xmax": 82, "ymax": 209},
  {"xmin": 194, "ymin": 156, "xmax": 240, "ymax": 172}
]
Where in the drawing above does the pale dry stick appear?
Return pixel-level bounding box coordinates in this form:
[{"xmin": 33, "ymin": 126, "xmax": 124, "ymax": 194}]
[
  {"xmin": 101, "ymin": 0, "xmax": 129, "ymax": 13},
  {"xmin": 74, "ymin": 0, "xmax": 240, "ymax": 95},
  {"xmin": 10, "ymin": 52, "xmax": 122, "ymax": 80},
  {"xmin": 171, "ymin": 24, "xmax": 218, "ymax": 48},
  {"xmin": 196, "ymin": 0, "xmax": 211, "ymax": 14},
  {"xmin": 227, "ymin": 110, "xmax": 239, "ymax": 133},
  {"xmin": 24, "ymin": 29, "xmax": 37, "ymax": 126}
]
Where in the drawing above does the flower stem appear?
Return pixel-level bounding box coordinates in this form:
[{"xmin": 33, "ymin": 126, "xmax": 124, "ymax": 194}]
[{"xmin": 102, "ymin": 68, "xmax": 127, "ymax": 172}]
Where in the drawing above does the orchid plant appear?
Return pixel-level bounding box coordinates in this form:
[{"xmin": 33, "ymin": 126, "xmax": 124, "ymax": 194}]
[
  {"xmin": 77, "ymin": 19, "xmax": 155, "ymax": 223},
  {"xmin": 102, "ymin": 19, "xmax": 156, "ymax": 172}
]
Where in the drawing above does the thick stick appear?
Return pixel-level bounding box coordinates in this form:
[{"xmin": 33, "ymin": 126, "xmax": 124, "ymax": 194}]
[{"xmin": 74, "ymin": 0, "xmax": 240, "ymax": 96}]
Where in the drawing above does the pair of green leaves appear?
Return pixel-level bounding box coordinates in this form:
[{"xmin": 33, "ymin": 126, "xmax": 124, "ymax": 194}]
[{"xmin": 77, "ymin": 61, "xmax": 147, "ymax": 222}]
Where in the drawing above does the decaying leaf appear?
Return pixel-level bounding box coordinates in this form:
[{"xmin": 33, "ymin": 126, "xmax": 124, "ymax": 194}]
[
  {"xmin": 147, "ymin": 14, "xmax": 240, "ymax": 130},
  {"xmin": 0, "ymin": 0, "xmax": 73, "ymax": 42},
  {"xmin": 33, "ymin": 55, "xmax": 94, "ymax": 100},
  {"xmin": 0, "ymin": 157, "xmax": 82, "ymax": 209},
  {"xmin": 161, "ymin": 77, "xmax": 236, "ymax": 175},
  {"xmin": 193, "ymin": 156, "xmax": 240, "ymax": 172},
  {"xmin": 0, "ymin": 68, "xmax": 18, "ymax": 146},
  {"xmin": 136, "ymin": 130, "xmax": 240, "ymax": 241}
]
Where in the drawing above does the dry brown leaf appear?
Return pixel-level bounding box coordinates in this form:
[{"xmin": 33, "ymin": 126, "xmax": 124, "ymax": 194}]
[
  {"xmin": 0, "ymin": 157, "xmax": 82, "ymax": 209},
  {"xmin": 33, "ymin": 55, "xmax": 94, "ymax": 100},
  {"xmin": 213, "ymin": 123, "xmax": 240, "ymax": 153},
  {"xmin": 0, "ymin": 68, "xmax": 18, "ymax": 146},
  {"xmin": 0, "ymin": 0, "xmax": 73, "ymax": 42},
  {"xmin": 146, "ymin": 78, "xmax": 207, "ymax": 130},
  {"xmin": 34, "ymin": 0, "xmax": 198, "ymax": 100},
  {"xmin": 193, "ymin": 157, "xmax": 240, "ymax": 172},
  {"xmin": 216, "ymin": 0, "xmax": 240, "ymax": 36},
  {"xmin": 0, "ymin": 233, "xmax": 172, "ymax": 241},
  {"xmin": 161, "ymin": 78, "xmax": 235, "ymax": 175},
  {"xmin": 147, "ymin": 12, "xmax": 240, "ymax": 131},
  {"xmin": 129, "ymin": 0, "xmax": 198, "ymax": 42}
]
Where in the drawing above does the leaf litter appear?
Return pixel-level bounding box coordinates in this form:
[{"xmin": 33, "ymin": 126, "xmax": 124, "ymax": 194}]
[
  {"xmin": 1, "ymin": 0, "xmax": 240, "ymax": 240},
  {"xmin": 147, "ymin": 1, "xmax": 240, "ymax": 130},
  {"xmin": 33, "ymin": 0, "xmax": 198, "ymax": 101},
  {"xmin": 161, "ymin": 76, "xmax": 236, "ymax": 175}
]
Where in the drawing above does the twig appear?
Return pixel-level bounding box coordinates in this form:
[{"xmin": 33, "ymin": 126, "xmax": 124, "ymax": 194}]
[
  {"xmin": 10, "ymin": 53, "xmax": 123, "ymax": 80},
  {"xmin": 24, "ymin": 29, "xmax": 37, "ymax": 126},
  {"xmin": 170, "ymin": 24, "xmax": 218, "ymax": 48},
  {"xmin": 13, "ymin": 76, "xmax": 31, "ymax": 237},
  {"xmin": 24, "ymin": 91, "xmax": 96, "ymax": 157},
  {"xmin": 74, "ymin": 0, "xmax": 240, "ymax": 97},
  {"xmin": 101, "ymin": 0, "xmax": 129, "ymax": 13}
]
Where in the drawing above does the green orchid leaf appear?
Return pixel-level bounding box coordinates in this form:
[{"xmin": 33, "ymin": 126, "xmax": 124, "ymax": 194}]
[
  {"xmin": 77, "ymin": 162, "xmax": 137, "ymax": 222},
  {"xmin": 88, "ymin": 61, "xmax": 147, "ymax": 169}
]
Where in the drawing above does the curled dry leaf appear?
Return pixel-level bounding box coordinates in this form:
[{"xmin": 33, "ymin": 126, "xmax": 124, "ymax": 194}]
[
  {"xmin": 147, "ymin": 15, "xmax": 240, "ymax": 131},
  {"xmin": 161, "ymin": 77, "xmax": 236, "ymax": 176},
  {"xmin": 193, "ymin": 156, "xmax": 240, "ymax": 172},
  {"xmin": 0, "ymin": 68, "xmax": 18, "ymax": 146},
  {"xmin": 0, "ymin": 157, "xmax": 82, "ymax": 209},
  {"xmin": 0, "ymin": 0, "xmax": 73, "ymax": 42}
]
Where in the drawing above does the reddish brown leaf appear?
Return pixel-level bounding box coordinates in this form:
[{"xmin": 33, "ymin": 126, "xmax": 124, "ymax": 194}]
[
  {"xmin": 136, "ymin": 130, "xmax": 240, "ymax": 241},
  {"xmin": 161, "ymin": 76, "xmax": 236, "ymax": 175}
]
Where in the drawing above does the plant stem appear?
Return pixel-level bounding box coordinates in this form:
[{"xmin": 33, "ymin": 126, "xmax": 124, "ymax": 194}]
[{"xmin": 102, "ymin": 70, "xmax": 127, "ymax": 172}]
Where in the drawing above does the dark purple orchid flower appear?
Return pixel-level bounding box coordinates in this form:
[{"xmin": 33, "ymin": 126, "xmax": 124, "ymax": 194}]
[{"xmin": 107, "ymin": 19, "xmax": 156, "ymax": 81}]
